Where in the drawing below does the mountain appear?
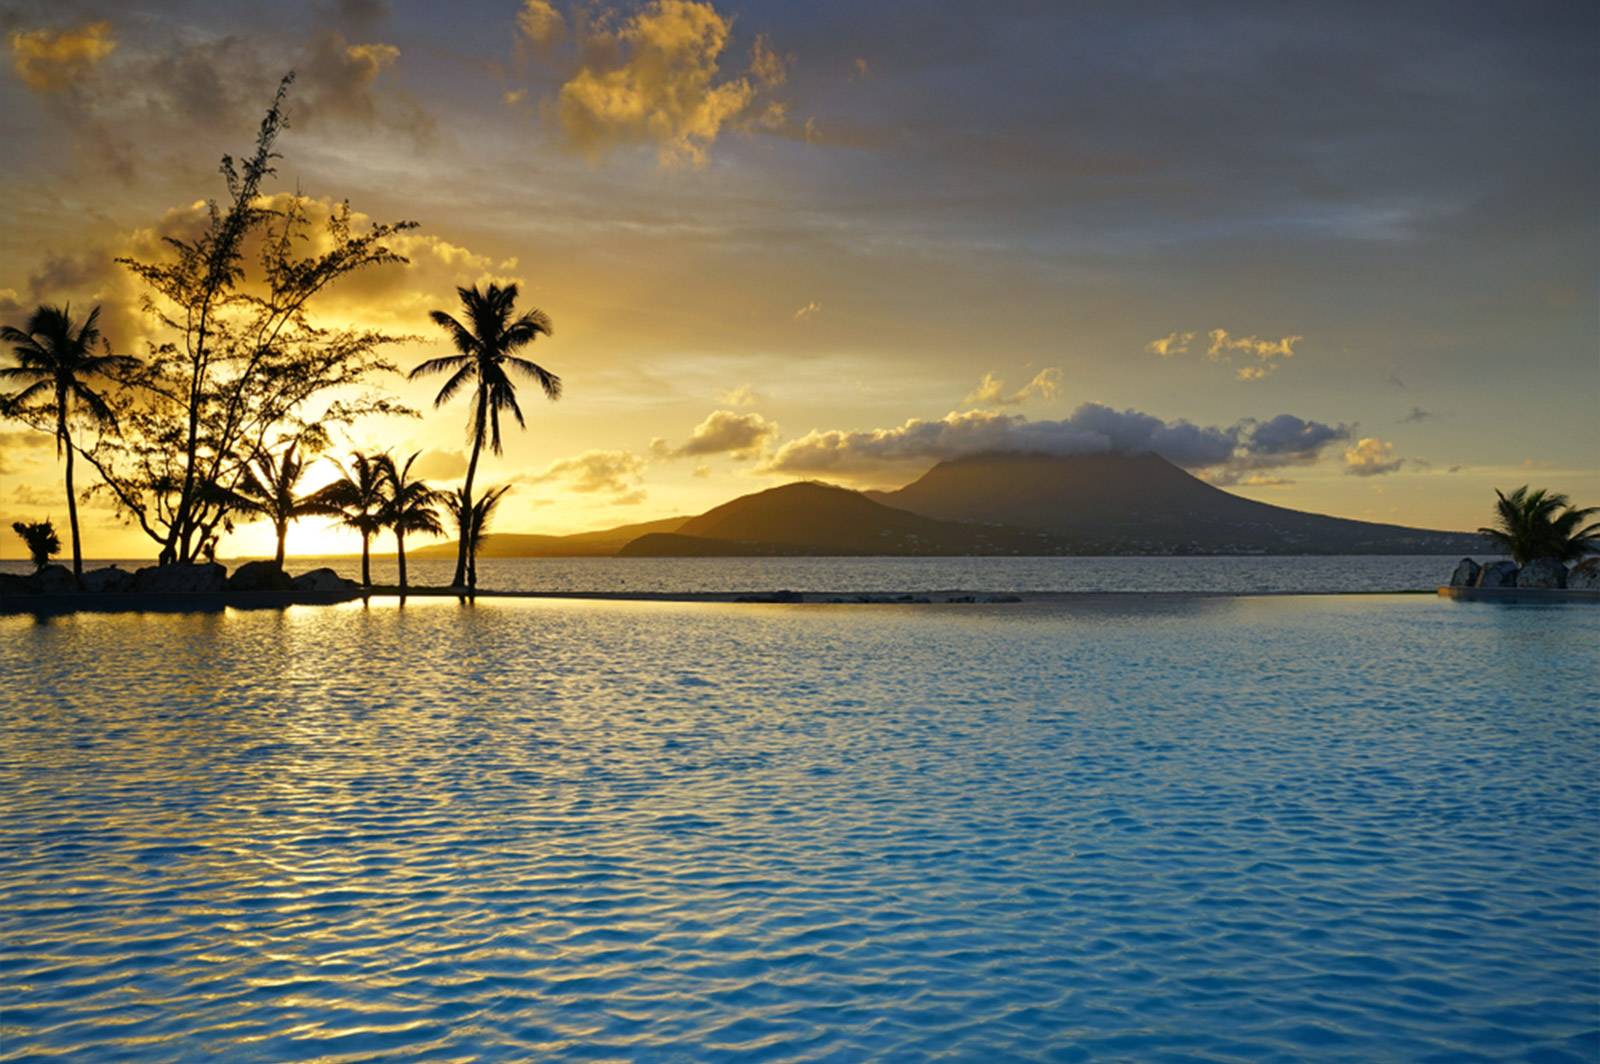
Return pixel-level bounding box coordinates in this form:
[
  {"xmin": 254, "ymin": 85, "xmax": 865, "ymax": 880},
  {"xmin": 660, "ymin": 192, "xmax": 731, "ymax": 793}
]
[
  {"xmin": 865, "ymin": 451, "xmax": 1483, "ymax": 554},
  {"xmin": 617, "ymin": 482, "xmax": 1051, "ymax": 557},
  {"xmin": 410, "ymin": 516, "xmax": 688, "ymax": 558}
]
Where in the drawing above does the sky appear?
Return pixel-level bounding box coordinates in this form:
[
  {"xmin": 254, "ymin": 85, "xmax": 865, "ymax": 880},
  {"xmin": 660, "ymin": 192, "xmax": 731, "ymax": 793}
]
[{"xmin": 1, "ymin": 0, "xmax": 1596, "ymax": 559}]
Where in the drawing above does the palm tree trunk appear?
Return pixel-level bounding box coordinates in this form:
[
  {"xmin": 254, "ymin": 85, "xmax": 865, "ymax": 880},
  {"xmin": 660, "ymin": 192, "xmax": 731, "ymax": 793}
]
[
  {"xmin": 396, "ymin": 530, "xmax": 408, "ymax": 590},
  {"xmin": 453, "ymin": 391, "xmax": 488, "ymax": 588},
  {"xmin": 361, "ymin": 533, "xmax": 371, "ymax": 587},
  {"xmin": 59, "ymin": 409, "xmax": 82, "ymax": 579},
  {"xmin": 274, "ymin": 520, "xmax": 287, "ymax": 569}
]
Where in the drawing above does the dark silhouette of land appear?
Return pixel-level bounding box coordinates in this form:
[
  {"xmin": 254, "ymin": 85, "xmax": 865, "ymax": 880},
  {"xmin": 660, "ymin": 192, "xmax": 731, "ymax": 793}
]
[{"xmin": 412, "ymin": 452, "xmax": 1486, "ymax": 558}]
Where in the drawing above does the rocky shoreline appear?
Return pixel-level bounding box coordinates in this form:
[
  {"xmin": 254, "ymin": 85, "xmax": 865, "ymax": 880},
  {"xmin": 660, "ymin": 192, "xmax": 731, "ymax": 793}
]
[
  {"xmin": 1, "ymin": 561, "xmax": 365, "ymax": 614},
  {"xmin": 1446, "ymin": 556, "xmax": 1600, "ymax": 591}
]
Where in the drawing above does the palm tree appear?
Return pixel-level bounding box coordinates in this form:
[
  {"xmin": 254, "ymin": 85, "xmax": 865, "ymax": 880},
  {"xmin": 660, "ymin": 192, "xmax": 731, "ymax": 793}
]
[
  {"xmin": 1478, "ymin": 485, "xmax": 1600, "ymax": 564},
  {"xmin": 377, "ymin": 451, "xmax": 445, "ymax": 591},
  {"xmin": 11, "ymin": 519, "xmax": 61, "ymax": 571},
  {"xmin": 228, "ymin": 442, "xmax": 326, "ymax": 567},
  {"xmin": 410, "ymin": 283, "xmax": 557, "ymax": 587},
  {"xmin": 445, "ymin": 484, "xmax": 510, "ymax": 591},
  {"xmin": 1, "ymin": 305, "xmax": 139, "ymax": 578},
  {"xmin": 311, "ymin": 451, "xmax": 390, "ymax": 586}
]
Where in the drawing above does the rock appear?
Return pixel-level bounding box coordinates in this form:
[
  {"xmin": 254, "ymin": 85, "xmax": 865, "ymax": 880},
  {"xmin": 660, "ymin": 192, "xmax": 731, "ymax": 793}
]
[
  {"xmin": 1448, "ymin": 558, "xmax": 1481, "ymax": 587},
  {"xmin": 1475, "ymin": 561, "xmax": 1519, "ymax": 588},
  {"xmin": 291, "ymin": 567, "xmax": 358, "ymax": 591},
  {"xmin": 133, "ymin": 562, "xmax": 227, "ymax": 594},
  {"xmin": 1516, "ymin": 557, "xmax": 1567, "ymax": 589},
  {"xmin": 1569, "ymin": 558, "xmax": 1600, "ymax": 590},
  {"xmin": 81, "ymin": 566, "xmax": 135, "ymax": 593},
  {"xmin": 734, "ymin": 589, "xmax": 803, "ymax": 603},
  {"xmin": 26, "ymin": 565, "xmax": 79, "ymax": 593},
  {"xmin": 1, "ymin": 572, "xmax": 32, "ymax": 596},
  {"xmin": 228, "ymin": 560, "xmax": 294, "ymax": 592}
]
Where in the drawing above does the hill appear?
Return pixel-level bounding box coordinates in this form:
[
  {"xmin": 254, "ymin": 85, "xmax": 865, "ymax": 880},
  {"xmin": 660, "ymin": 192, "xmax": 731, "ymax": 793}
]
[
  {"xmin": 865, "ymin": 451, "xmax": 1483, "ymax": 554},
  {"xmin": 409, "ymin": 516, "xmax": 688, "ymax": 558},
  {"xmin": 617, "ymin": 482, "xmax": 1051, "ymax": 556}
]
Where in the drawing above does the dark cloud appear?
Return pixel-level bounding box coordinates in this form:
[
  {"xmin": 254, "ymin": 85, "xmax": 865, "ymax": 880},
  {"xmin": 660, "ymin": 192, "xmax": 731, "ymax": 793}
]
[{"xmin": 762, "ymin": 401, "xmax": 1350, "ymax": 483}]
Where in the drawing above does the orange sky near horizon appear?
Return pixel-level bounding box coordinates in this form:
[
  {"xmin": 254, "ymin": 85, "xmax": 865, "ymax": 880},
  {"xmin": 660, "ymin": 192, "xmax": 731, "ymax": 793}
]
[{"xmin": 2, "ymin": 1, "xmax": 1595, "ymax": 561}]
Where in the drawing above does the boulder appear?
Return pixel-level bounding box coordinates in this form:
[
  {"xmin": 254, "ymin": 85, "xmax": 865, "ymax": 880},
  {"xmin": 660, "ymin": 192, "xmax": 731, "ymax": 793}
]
[
  {"xmin": 81, "ymin": 566, "xmax": 135, "ymax": 593},
  {"xmin": 133, "ymin": 562, "xmax": 227, "ymax": 594},
  {"xmin": 1, "ymin": 572, "xmax": 32, "ymax": 596},
  {"xmin": 1517, "ymin": 557, "xmax": 1567, "ymax": 589},
  {"xmin": 1475, "ymin": 561, "xmax": 1519, "ymax": 588},
  {"xmin": 1448, "ymin": 558, "xmax": 1481, "ymax": 587},
  {"xmin": 228, "ymin": 560, "xmax": 295, "ymax": 592},
  {"xmin": 1569, "ymin": 557, "xmax": 1600, "ymax": 590},
  {"xmin": 26, "ymin": 565, "xmax": 79, "ymax": 593},
  {"xmin": 292, "ymin": 567, "xmax": 358, "ymax": 591}
]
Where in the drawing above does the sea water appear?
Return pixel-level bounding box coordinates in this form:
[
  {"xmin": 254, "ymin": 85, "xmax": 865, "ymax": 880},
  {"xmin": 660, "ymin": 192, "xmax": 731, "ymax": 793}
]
[
  {"xmin": 2, "ymin": 554, "xmax": 1487, "ymax": 594},
  {"xmin": 3, "ymin": 594, "xmax": 1596, "ymax": 1062}
]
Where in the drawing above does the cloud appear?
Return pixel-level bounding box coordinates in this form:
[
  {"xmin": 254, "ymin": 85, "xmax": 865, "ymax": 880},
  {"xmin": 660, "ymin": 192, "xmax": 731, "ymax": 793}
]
[
  {"xmin": 761, "ymin": 402, "xmax": 1351, "ymax": 484},
  {"xmin": 793, "ymin": 300, "xmax": 821, "ymax": 322},
  {"xmin": 294, "ymin": 29, "xmax": 429, "ymax": 137},
  {"xmin": 8, "ymin": 20, "xmax": 115, "ymax": 91},
  {"xmin": 852, "ymin": 57, "xmax": 871, "ymax": 80},
  {"xmin": 963, "ymin": 368, "xmax": 1061, "ymax": 408},
  {"xmin": 548, "ymin": 0, "xmax": 788, "ymax": 167},
  {"xmin": 1151, "ymin": 327, "xmax": 1303, "ymax": 380},
  {"xmin": 408, "ymin": 448, "xmax": 469, "ymax": 480},
  {"xmin": 1400, "ymin": 406, "xmax": 1435, "ymax": 423},
  {"xmin": 0, "ymin": 431, "xmax": 54, "ymax": 475},
  {"xmin": 655, "ymin": 409, "xmax": 777, "ymax": 459},
  {"xmin": 1145, "ymin": 332, "xmax": 1194, "ymax": 357},
  {"xmin": 1344, "ymin": 437, "xmax": 1405, "ymax": 476},
  {"xmin": 517, "ymin": 0, "xmax": 566, "ymax": 49},
  {"xmin": 716, "ymin": 384, "xmax": 760, "ymax": 406},
  {"xmin": 520, "ymin": 449, "xmax": 646, "ymax": 501}
]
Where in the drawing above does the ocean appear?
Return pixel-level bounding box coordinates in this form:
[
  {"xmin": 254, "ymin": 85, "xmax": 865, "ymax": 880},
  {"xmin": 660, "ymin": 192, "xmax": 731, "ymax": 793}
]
[
  {"xmin": 3, "ymin": 553, "xmax": 1489, "ymax": 595},
  {"xmin": 2, "ymin": 562, "xmax": 1596, "ymax": 1062}
]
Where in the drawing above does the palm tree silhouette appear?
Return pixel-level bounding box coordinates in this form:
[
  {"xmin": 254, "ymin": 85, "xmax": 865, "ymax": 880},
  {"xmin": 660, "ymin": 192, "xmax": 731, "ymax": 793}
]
[
  {"xmin": 1, "ymin": 305, "xmax": 138, "ymax": 577},
  {"xmin": 410, "ymin": 284, "xmax": 556, "ymax": 588},
  {"xmin": 377, "ymin": 451, "xmax": 445, "ymax": 591},
  {"xmin": 1479, "ymin": 485, "xmax": 1600, "ymax": 564},
  {"xmin": 228, "ymin": 442, "xmax": 326, "ymax": 568},
  {"xmin": 446, "ymin": 484, "xmax": 510, "ymax": 591},
  {"xmin": 11, "ymin": 519, "xmax": 61, "ymax": 571},
  {"xmin": 312, "ymin": 451, "xmax": 390, "ymax": 586}
]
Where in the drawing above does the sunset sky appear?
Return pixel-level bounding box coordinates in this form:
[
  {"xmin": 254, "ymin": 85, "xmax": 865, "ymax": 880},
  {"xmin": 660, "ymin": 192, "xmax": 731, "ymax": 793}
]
[{"xmin": 2, "ymin": 0, "xmax": 1595, "ymax": 559}]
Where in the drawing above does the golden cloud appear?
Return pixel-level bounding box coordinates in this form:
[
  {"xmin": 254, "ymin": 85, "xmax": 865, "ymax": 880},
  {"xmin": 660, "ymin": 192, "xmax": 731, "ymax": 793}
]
[
  {"xmin": 518, "ymin": 0, "xmax": 567, "ymax": 49},
  {"xmin": 964, "ymin": 368, "xmax": 1062, "ymax": 408},
  {"xmin": 8, "ymin": 20, "xmax": 116, "ymax": 92},
  {"xmin": 520, "ymin": 449, "xmax": 646, "ymax": 502},
  {"xmin": 655, "ymin": 409, "xmax": 777, "ymax": 459},
  {"xmin": 1344, "ymin": 437, "xmax": 1404, "ymax": 477},
  {"xmin": 1148, "ymin": 327, "xmax": 1302, "ymax": 380},
  {"xmin": 551, "ymin": 0, "xmax": 787, "ymax": 167}
]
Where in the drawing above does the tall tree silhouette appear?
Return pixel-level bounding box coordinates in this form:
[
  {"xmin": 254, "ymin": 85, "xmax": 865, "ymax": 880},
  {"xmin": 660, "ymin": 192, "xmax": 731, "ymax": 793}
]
[
  {"xmin": 410, "ymin": 284, "xmax": 556, "ymax": 587},
  {"xmin": 446, "ymin": 484, "xmax": 510, "ymax": 591},
  {"xmin": 311, "ymin": 451, "xmax": 390, "ymax": 586},
  {"xmin": 1, "ymin": 305, "xmax": 138, "ymax": 577},
  {"xmin": 225, "ymin": 442, "xmax": 328, "ymax": 567},
  {"xmin": 377, "ymin": 451, "xmax": 444, "ymax": 591},
  {"xmin": 1479, "ymin": 485, "xmax": 1600, "ymax": 564}
]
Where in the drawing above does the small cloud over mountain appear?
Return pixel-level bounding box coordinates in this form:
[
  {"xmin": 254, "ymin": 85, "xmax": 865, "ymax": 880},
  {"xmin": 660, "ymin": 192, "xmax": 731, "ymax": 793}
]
[
  {"xmin": 520, "ymin": 449, "xmax": 646, "ymax": 503},
  {"xmin": 1344, "ymin": 437, "xmax": 1404, "ymax": 476},
  {"xmin": 963, "ymin": 368, "xmax": 1061, "ymax": 408},
  {"xmin": 653, "ymin": 409, "xmax": 777, "ymax": 459}
]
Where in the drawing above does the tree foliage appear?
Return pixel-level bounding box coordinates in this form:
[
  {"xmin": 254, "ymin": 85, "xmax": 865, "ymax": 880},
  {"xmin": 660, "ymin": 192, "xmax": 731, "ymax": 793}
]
[
  {"xmin": 377, "ymin": 451, "xmax": 445, "ymax": 591},
  {"xmin": 310, "ymin": 451, "xmax": 390, "ymax": 586},
  {"xmin": 446, "ymin": 483, "xmax": 511, "ymax": 591},
  {"xmin": 411, "ymin": 283, "xmax": 555, "ymax": 586},
  {"xmin": 78, "ymin": 75, "xmax": 417, "ymax": 565},
  {"xmin": 1, "ymin": 304, "xmax": 139, "ymax": 576},
  {"xmin": 1478, "ymin": 485, "xmax": 1600, "ymax": 564},
  {"xmin": 11, "ymin": 519, "xmax": 61, "ymax": 571},
  {"xmin": 223, "ymin": 441, "xmax": 329, "ymax": 567}
]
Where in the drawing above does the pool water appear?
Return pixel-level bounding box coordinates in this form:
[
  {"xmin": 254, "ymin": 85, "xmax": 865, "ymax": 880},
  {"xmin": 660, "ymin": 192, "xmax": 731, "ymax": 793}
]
[{"xmin": 3, "ymin": 595, "xmax": 1596, "ymax": 1062}]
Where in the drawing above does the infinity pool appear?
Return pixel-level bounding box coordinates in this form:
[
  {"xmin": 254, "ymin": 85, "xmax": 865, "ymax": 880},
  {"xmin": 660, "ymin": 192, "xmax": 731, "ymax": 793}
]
[{"xmin": 3, "ymin": 595, "xmax": 1596, "ymax": 1062}]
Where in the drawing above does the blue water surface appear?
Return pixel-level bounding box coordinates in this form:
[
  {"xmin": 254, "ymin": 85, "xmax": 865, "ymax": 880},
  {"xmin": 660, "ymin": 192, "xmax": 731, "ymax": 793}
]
[{"xmin": 2, "ymin": 594, "xmax": 1596, "ymax": 1062}]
